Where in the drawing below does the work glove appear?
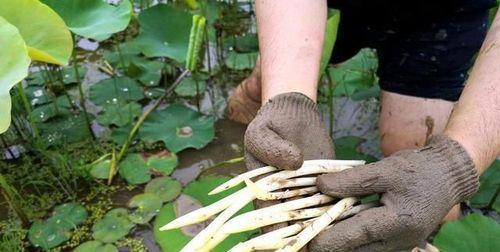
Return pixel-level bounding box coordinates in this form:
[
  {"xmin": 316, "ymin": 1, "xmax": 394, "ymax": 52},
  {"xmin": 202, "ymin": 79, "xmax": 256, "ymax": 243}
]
[
  {"xmin": 244, "ymin": 92, "xmax": 335, "ymax": 171},
  {"xmin": 244, "ymin": 92, "xmax": 335, "ymax": 233},
  {"xmin": 310, "ymin": 134, "xmax": 479, "ymax": 252}
]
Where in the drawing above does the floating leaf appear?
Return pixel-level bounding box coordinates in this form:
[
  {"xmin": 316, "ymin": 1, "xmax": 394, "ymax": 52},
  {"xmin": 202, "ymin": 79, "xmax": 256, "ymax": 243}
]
[
  {"xmin": 153, "ymin": 176, "xmax": 255, "ymax": 252},
  {"xmin": 32, "ymin": 96, "xmax": 73, "ymax": 123},
  {"xmin": 92, "ymin": 208, "xmax": 135, "ymax": 243},
  {"xmin": 128, "ymin": 193, "xmax": 163, "ymax": 224},
  {"xmin": 139, "ymin": 104, "xmax": 215, "ymax": 153},
  {"xmin": 224, "ymin": 51, "xmax": 258, "ymax": 70},
  {"xmin": 470, "ymin": 160, "xmax": 500, "ymax": 212},
  {"xmin": 43, "ymin": 0, "xmax": 132, "ymax": 41},
  {"xmin": 434, "ymin": 214, "xmax": 500, "ymax": 251},
  {"xmin": 175, "ymin": 76, "xmax": 207, "ymax": 97},
  {"xmin": 0, "ymin": 0, "xmax": 72, "ymax": 65},
  {"xmin": 334, "ymin": 136, "xmax": 378, "ymax": 163},
  {"xmin": 28, "ymin": 66, "xmax": 87, "ymax": 86},
  {"xmin": 51, "ymin": 203, "xmax": 88, "ymax": 230},
  {"xmin": 0, "ymin": 17, "xmax": 31, "ymax": 134},
  {"xmin": 25, "ymin": 86, "xmax": 51, "ymax": 106},
  {"xmin": 119, "ymin": 152, "xmax": 179, "ymax": 184},
  {"xmin": 39, "ymin": 113, "xmax": 92, "ymax": 146},
  {"xmin": 132, "ymin": 4, "xmax": 193, "ymax": 62},
  {"xmin": 97, "ymin": 101, "xmax": 142, "ymax": 127},
  {"xmin": 224, "ymin": 34, "xmax": 259, "ymax": 53},
  {"xmin": 145, "ymin": 177, "xmax": 182, "ymax": 203},
  {"xmin": 90, "ymin": 159, "xmax": 111, "ymax": 180},
  {"xmin": 89, "ymin": 77, "xmax": 144, "ymax": 106},
  {"xmin": 74, "ymin": 241, "xmax": 118, "ymax": 252},
  {"xmin": 28, "ymin": 219, "xmax": 70, "ymax": 250}
]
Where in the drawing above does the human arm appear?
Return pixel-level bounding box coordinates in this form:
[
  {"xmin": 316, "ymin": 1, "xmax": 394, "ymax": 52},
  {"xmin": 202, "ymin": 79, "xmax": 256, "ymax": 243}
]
[
  {"xmin": 309, "ymin": 10, "xmax": 500, "ymax": 252},
  {"xmin": 244, "ymin": 0, "xmax": 333, "ymax": 171}
]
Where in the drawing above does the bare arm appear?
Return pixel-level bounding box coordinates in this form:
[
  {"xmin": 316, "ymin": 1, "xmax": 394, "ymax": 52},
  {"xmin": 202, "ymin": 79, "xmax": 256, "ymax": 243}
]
[
  {"xmin": 445, "ymin": 10, "xmax": 500, "ymax": 174},
  {"xmin": 256, "ymin": 0, "xmax": 326, "ymax": 103}
]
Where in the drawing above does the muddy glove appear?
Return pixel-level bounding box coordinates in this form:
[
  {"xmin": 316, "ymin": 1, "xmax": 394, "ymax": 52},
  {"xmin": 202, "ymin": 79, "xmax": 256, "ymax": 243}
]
[
  {"xmin": 310, "ymin": 135, "xmax": 479, "ymax": 252},
  {"xmin": 244, "ymin": 92, "xmax": 335, "ymax": 171}
]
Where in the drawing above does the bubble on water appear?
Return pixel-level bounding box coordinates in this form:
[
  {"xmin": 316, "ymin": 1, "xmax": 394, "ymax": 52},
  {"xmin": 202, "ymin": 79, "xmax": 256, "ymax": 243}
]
[
  {"xmin": 34, "ymin": 89, "xmax": 43, "ymax": 97},
  {"xmin": 112, "ymin": 98, "xmax": 118, "ymax": 104},
  {"xmin": 149, "ymin": 81, "xmax": 155, "ymax": 85},
  {"xmin": 146, "ymin": 91, "xmax": 153, "ymax": 97},
  {"xmin": 122, "ymin": 87, "xmax": 129, "ymax": 92}
]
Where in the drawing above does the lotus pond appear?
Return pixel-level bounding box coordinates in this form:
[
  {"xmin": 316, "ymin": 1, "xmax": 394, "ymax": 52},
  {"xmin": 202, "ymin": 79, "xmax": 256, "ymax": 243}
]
[{"xmin": 0, "ymin": 0, "xmax": 498, "ymax": 251}]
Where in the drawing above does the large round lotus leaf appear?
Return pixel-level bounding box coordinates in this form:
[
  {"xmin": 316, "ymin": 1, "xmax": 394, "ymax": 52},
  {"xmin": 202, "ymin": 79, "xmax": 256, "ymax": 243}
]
[
  {"xmin": 470, "ymin": 160, "xmax": 500, "ymax": 212},
  {"xmin": 119, "ymin": 153, "xmax": 151, "ymax": 185},
  {"xmin": 434, "ymin": 214, "xmax": 500, "ymax": 251},
  {"xmin": 131, "ymin": 4, "xmax": 192, "ymax": 62},
  {"xmin": 89, "ymin": 77, "xmax": 144, "ymax": 106},
  {"xmin": 0, "ymin": 0, "xmax": 72, "ymax": 65},
  {"xmin": 0, "ymin": 17, "xmax": 31, "ymax": 134},
  {"xmin": 139, "ymin": 104, "xmax": 215, "ymax": 153},
  {"xmin": 153, "ymin": 176, "xmax": 255, "ymax": 252},
  {"xmin": 224, "ymin": 51, "xmax": 258, "ymax": 70},
  {"xmin": 51, "ymin": 203, "xmax": 88, "ymax": 230},
  {"xmin": 74, "ymin": 240, "xmax": 118, "ymax": 252},
  {"xmin": 42, "ymin": 0, "xmax": 132, "ymax": 41},
  {"xmin": 39, "ymin": 113, "xmax": 92, "ymax": 146},
  {"xmin": 90, "ymin": 159, "xmax": 111, "ymax": 179},
  {"xmin": 128, "ymin": 193, "xmax": 163, "ymax": 224},
  {"xmin": 92, "ymin": 208, "xmax": 135, "ymax": 243},
  {"xmin": 145, "ymin": 177, "xmax": 182, "ymax": 203},
  {"xmin": 28, "ymin": 219, "xmax": 71, "ymax": 250},
  {"xmin": 174, "ymin": 76, "xmax": 207, "ymax": 97},
  {"xmin": 97, "ymin": 101, "xmax": 142, "ymax": 127}
]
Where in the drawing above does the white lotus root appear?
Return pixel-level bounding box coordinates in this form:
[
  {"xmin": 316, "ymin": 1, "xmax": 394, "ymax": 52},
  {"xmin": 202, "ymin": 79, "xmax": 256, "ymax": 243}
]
[{"xmin": 159, "ymin": 159, "xmax": 374, "ymax": 252}]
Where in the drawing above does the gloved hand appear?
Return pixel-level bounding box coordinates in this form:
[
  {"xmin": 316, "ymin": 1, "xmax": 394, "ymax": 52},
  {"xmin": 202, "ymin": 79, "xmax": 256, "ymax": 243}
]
[
  {"xmin": 309, "ymin": 135, "xmax": 479, "ymax": 252},
  {"xmin": 244, "ymin": 92, "xmax": 335, "ymax": 171}
]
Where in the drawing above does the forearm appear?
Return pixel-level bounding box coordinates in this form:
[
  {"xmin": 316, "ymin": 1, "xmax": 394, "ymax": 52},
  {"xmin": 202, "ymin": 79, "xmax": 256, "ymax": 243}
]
[
  {"xmin": 256, "ymin": 0, "xmax": 326, "ymax": 103},
  {"xmin": 444, "ymin": 10, "xmax": 500, "ymax": 174}
]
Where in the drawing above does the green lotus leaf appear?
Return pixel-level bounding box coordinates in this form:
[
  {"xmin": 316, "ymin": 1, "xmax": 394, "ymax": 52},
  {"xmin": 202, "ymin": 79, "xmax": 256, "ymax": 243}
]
[
  {"xmin": 0, "ymin": 17, "xmax": 31, "ymax": 134},
  {"xmin": 43, "ymin": 0, "xmax": 132, "ymax": 41},
  {"xmin": 74, "ymin": 240, "xmax": 118, "ymax": 252},
  {"xmin": 145, "ymin": 177, "xmax": 182, "ymax": 203},
  {"xmin": 434, "ymin": 214, "xmax": 500, "ymax": 251},
  {"xmin": 139, "ymin": 104, "xmax": 215, "ymax": 153},
  {"xmin": 224, "ymin": 51, "xmax": 258, "ymax": 70},
  {"xmin": 32, "ymin": 96, "xmax": 73, "ymax": 123},
  {"xmin": 144, "ymin": 88, "xmax": 166, "ymax": 99},
  {"xmin": 131, "ymin": 4, "xmax": 193, "ymax": 62},
  {"xmin": 320, "ymin": 9, "xmax": 340, "ymax": 73},
  {"xmin": 470, "ymin": 160, "xmax": 500, "ymax": 212},
  {"xmin": 153, "ymin": 176, "xmax": 255, "ymax": 252},
  {"xmin": 92, "ymin": 208, "xmax": 135, "ymax": 243},
  {"xmin": 39, "ymin": 113, "xmax": 93, "ymax": 146},
  {"xmin": 28, "ymin": 219, "xmax": 71, "ymax": 250},
  {"xmin": 128, "ymin": 193, "xmax": 163, "ymax": 224},
  {"xmin": 119, "ymin": 153, "xmax": 151, "ymax": 185},
  {"xmin": 97, "ymin": 101, "xmax": 142, "ymax": 127},
  {"xmin": 119, "ymin": 151, "xmax": 179, "ymax": 184},
  {"xmin": 28, "ymin": 66, "xmax": 87, "ymax": 86},
  {"xmin": 89, "ymin": 77, "xmax": 144, "ymax": 106},
  {"xmin": 50, "ymin": 203, "xmax": 88, "ymax": 230},
  {"xmin": 90, "ymin": 159, "xmax": 111, "ymax": 180},
  {"xmin": 25, "ymin": 86, "xmax": 51, "ymax": 106},
  {"xmin": 334, "ymin": 136, "xmax": 378, "ymax": 163},
  {"xmin": 104, "ymin": 49, "xmax": 164, "ymax": 87},
  {"xmin": 175, "ymin": 76, "xmax": 207, "ymax": 97},
  {"xmin": 111, "ymin": 124, "xmax": 133, "ymax": 145},
  {"xmin": 224, "ymin": 34, "xmax": 259, "ymax": 53},
  {"xmin": 0, "ymin": 0, "xmax": 72, "ymax": 65}
]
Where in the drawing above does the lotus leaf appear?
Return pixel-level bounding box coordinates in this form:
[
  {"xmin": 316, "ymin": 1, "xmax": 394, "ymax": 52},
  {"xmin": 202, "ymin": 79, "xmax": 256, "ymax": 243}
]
[
  {"xmin": 25, "ymin": 86, "xmax": 51, "ymax": 106},
  {"xmin": 0, "ymin": 17, "xmax": 30, "ymax": 134},
  {"xmin": 132, "ymin": 4, "xmax": 193, "ymax": 62},
  {"xmin": 434, "ymin": 214, "xmax": 500, "ymax": 251},
  {"xmin": 145, "ymin": 177, "xmax": 182, "ymax": 203},
  {"xmin": 0, "ymin": 0, "xmax": 72, "ymax": 65},
  {"xmin": 32, "ymin": 97, "xmax": 73, "ymax": 123},
  {"xmin": 39, "ymin": 113, "xmax": 92, "ymax": 146},
  {"xmin": 28, "ymin": 219, "xmax": 71, "ymax": 250},
  {"xmin": 89, "ymin": 77, "xmax": 144, "ymax": 106},
  {"xmin": 128, "ymin": 193, "xmax": 163, "ymax": 224},
  {"xmin": 74, "ymin": 240, "xmax": 118, "ymax": 252},
  {"xmin": 470, "ymin": 160, "xmax": 500, "ymax": 212},
  {"xmin": 50, "ymin": 203, "xmax": 88, "ymax": 230},
  {"xmin": 43, "ymin": 0, "xmax": 132, "ymax": 41},
  {"xmin": 119, "ymin": 152, "xmax": 179, "ymax": 184},
  {"xmin": 90, "ymin": 159, "xmax": 111, "ymax": 180},
  {"xmin": 139, "ymin": 104, "xmax": 215, "ymax": 153},
  {"xmin": 97, "ymin": 101, "xmax": 142, "ymax": 127},
  {"xmin": 92, "ymin": 208, "xmax": 134, "ymax": 243},
  {"xmin": 175, "ymin": 76, "xmax": 207, "ymax": 97},
  {"xmin": 224, "ymin": 51, "xmax": 258, "ymax": 70},
  {"xmin": 320, "ymin": 9, "xmax": 340, "ymax": 73},
  {"xmin": 28, "ymin": 67, "xmax": 87, "ymax": 86},
  {"xmin": 334, "ymin": 136, "xmax": 378, "ymax": 163}
]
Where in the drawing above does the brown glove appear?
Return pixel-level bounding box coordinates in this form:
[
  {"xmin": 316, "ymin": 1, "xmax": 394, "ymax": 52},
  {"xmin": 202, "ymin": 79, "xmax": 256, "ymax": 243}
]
[
  {"xmin": 309, "ymin": 135, "xmax": 479, "ymax": 252},
  {"xmin": 244, "ymin": 92, "xmax": 335, "ymax": 171}
]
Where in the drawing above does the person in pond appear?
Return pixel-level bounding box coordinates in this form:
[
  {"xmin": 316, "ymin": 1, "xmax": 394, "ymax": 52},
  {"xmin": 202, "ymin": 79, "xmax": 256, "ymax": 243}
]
[{"xmin": 228, "ymin": 0, "xmax": 500, "ymax": 251}]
